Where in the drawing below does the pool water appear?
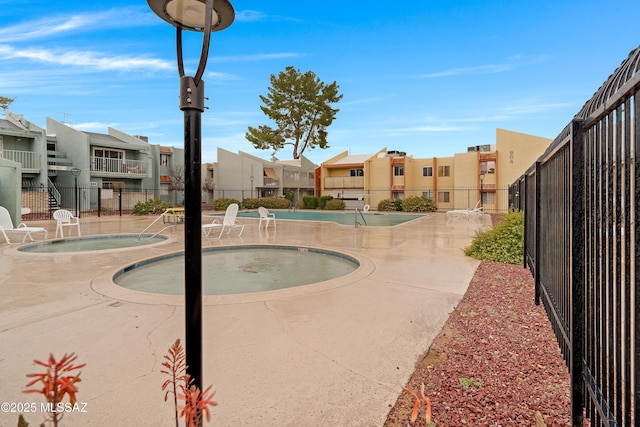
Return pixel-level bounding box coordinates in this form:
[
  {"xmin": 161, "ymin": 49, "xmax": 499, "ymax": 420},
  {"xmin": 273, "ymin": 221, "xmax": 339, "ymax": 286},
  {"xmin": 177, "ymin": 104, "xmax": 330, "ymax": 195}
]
[
  {"xmin": 114, "ymin": 245, "xmax": 359, "ymax": 295},
  {"xmin": 223, "ymin": 210, "xmax": 424, "ymax": 226},
  {"xmin": 18, "ymin": 234, "xmax": 168, "ymax": 253}
]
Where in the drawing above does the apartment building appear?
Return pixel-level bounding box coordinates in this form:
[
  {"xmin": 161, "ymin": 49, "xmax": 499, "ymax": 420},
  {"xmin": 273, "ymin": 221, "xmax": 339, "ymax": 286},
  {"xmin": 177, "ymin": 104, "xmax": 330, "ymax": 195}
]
[
  {"xmin": 315, "ymin": 129, "xmax": 552, "ymax": 213},
  {"xmin": 212, "ymin": 148, "xmax": 316, "ymax": 203},
  {"xmin": 0, "ymin": 111, "xmax": 185, "ymax": 218}
]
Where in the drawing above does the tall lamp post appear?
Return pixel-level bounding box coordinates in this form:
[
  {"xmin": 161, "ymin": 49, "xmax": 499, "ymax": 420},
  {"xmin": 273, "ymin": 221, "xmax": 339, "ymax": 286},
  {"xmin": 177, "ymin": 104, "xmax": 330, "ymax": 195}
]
[
  {"xmin": 147, "ymin": 0, "xmax": 235, "ymax": 390},
  {"xmin": 71, "ymin": 167, "xmax": 81, "ymax": 217},
  {"xmin": 479, "ymin": 173, "xmax": 485, "ymax": 209}
]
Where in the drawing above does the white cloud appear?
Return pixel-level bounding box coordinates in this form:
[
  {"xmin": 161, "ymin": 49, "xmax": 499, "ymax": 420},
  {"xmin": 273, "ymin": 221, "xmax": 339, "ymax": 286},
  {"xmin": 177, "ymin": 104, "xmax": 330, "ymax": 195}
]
[
  {"xmin": 0, "ymin": 44, "xmax": 173, "ymax": 71},
  {"xmin": 421, "ymin": 63, "xmax": 513, "ymax": 78},
  {"xmin": 421, "ymin": 54, "xmax": 551, "ymax": 78},
  {"xmin": 234, "ymin": 10, "xmax": 267, "ymax": 22},
  {"xmin": 0, "ymin": 7, "xmax": 153, "ymax": 43},
  {"xmin": 71, "ymin": 122, "xmax": 118, "ymax": 131},
  {"xmin": 210, "ymin": 52, "xmax": 304, "ymax": 62}
]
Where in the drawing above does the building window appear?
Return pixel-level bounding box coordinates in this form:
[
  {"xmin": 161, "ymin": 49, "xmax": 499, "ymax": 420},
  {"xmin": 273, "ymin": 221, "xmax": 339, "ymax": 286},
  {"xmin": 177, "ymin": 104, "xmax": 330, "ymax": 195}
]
[
  {"xmin": 438, "ymin": 165, "xmax": 450, "ymax": 177},
  {"xmin": 422, "ymin": 190, "xmax": 434, "ymax": 200},
  {"xmin": 480, "ymin": 161, "xmax": 496, "ymax": 174},
  {"xmin": 102, "ymin": 181, "xmax": 124, "ymax": 190},
  {"xmin": 394, "ymin": 166, "xmax": 404, "ymax": 176},
  {"xmin": 350, "ymin": 168, "xmax": 363, "ymax": 177},
  {"xmin": 422, "ymin": 166, "xmax": 433, "ymax": 177},
  {"xmin": 437, "ymin": 191, "xmax": 450, "ymax": 203},
  {"xmin": 481, "ymin": 192, "xmax": 496, "ymax": 205},
  {"xmin": 93, "ymin": 148, "xmax": 124, "ymax": 172},
  {"xmin": 160, "ymin": 154, "xmax": 169, "ymax": 167},
  {"xmin": 393, "ymin": 192, "xmax": 404, "ymax": 200}
]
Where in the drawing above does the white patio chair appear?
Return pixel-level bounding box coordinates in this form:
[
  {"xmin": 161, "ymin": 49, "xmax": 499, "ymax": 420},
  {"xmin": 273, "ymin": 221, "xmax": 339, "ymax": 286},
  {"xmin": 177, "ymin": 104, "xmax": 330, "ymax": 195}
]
[
  {"xmin": 446, "ymin": 200, "xmax": 483, "ymax": 221},
  {"xmin": 53, "ymin": 209, "xmax": 81, "ymax": 238},
  {"xmin": 202, "ymin": 203, "xmax": 244, "ymax": 239},
  {"xmin": 0, "ymin": 206, "xmax": 48, "ymax": 244},
  {"xmin": 258, "ymin": 206, "xmax": 276, "ymax": 230}
]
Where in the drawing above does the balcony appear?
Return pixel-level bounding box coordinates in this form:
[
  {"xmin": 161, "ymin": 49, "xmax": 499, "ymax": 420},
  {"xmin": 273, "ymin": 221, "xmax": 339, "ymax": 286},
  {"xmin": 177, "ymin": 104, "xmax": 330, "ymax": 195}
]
[
  {"xmin": 2, "ymin": 149, "xmax": 42, "ymax": 171},
  {"xmin": 90, "ymin": 157, "xmax": 147, "ymax": 177},
  {"xmin": 324, "ymin": 176, "xmax": 364, "ymax": 189},
  {"xmin": 262, "ymin": 177, "xmax": 279, "ymax": 187}
]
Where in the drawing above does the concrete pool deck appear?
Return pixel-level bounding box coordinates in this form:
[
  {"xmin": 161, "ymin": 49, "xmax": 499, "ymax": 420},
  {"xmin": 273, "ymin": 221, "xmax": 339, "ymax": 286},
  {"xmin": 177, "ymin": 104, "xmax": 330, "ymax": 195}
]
[{"xmin": 0, "ymin": 212, "xmax": 490, "ymax": 426}]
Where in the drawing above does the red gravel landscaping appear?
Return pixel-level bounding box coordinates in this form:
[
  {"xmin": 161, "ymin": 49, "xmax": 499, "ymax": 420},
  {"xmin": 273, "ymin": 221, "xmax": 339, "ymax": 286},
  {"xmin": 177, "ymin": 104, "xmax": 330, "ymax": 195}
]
[{"xmin": 384, "ymin": 260, "xmax": 572, "ymax": 426}]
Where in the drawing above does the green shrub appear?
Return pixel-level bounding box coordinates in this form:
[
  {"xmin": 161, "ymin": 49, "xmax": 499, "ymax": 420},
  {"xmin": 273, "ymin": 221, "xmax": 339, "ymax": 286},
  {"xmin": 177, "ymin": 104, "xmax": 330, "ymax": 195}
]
[
  {"xmin": 302, "ymin": 195, "xmax": 319, "ymax": 209},
  {"xmin": 213, "ymin": 198, "xmax": 241, "ymax": 211},
  {"xmin": 284, "ymin": 189, "xmax": 294, "ymax": 202},
  {"xmin": 324, "ymin": 199, "xmax": 345, "ymax": 210},
  {"xmin": 464, "ymin": 211, "xmax": 524, "ymax": 264},
  {"xmin": 319, "ymin": 195, "xmax": 334, "ymax": 209},
  {"xmin": 132, "ymin": 199, "xmax": 174, "ymax": 215},
  {"xmin": 401, "ymin": 196, "xmax": 436, "ymax": 212},
  {"xmin": 393, "ymin": 199, "xmax": 403, "ymax": 211},
  {"xmin": 242, "ymin": 197, "xmax": 290, "ymax": 209},
  {"xmin": 377, "ymin": 198, "xmax": 396, "ymax": 212}
]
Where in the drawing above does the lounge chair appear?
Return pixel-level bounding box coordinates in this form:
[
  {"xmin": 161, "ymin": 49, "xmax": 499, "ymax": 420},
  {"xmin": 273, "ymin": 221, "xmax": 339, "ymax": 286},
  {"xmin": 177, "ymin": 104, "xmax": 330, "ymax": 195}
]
[
  {"xmin": 202, "ymin": 203, "xmax": 245, "ymax": 239},
  {"xmin": 446, "ymin": 201, "xmax": 483, "ymax": 220},
  {"xmin": 258, "ymin": 206, "xmax": 276, "ymax": 230},
  {"xmin": 0, "ymin": 206, "xmax": 48, "ymax": 244},
  {"xmin": 53, "ymin": 209, "xmax": 81, "ymax": 238}
]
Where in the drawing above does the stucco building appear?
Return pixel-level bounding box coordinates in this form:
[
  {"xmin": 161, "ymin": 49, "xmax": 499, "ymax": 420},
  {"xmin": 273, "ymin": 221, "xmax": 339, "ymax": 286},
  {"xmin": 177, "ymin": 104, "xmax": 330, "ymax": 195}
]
[
  {"xmin": 212, "ymin": 148, "xmax": 316, "ymax": 203},
  {"xmin": 315, "ymin": 129, "xmax": 552, "ymax": 213}
]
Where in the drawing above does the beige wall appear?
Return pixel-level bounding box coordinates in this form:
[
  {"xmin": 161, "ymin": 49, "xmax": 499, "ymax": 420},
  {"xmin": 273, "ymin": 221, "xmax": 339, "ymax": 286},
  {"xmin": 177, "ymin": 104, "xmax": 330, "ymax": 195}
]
[
  {"xmin": 452, "ymin": 152, "xmax": 481, "ymax": 208},
  {"xmin": 405, "ymin": 157, "xmax": 434, "ymax": 198},
  {"xmin": 365, "ymin": 156, "xmax": 391, "ymax": 207},
  {"xmin": 496, "ymin": 128, "xmax": 551, "ymax": 186}
]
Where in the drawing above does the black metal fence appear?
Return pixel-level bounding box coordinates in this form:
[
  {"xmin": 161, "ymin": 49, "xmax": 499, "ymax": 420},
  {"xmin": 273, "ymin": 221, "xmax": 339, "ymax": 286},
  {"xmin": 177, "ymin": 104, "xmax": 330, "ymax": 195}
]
[
  {"xmin": 509, "ymin": 45, "xmax": 640, "ymax": 426},
  {"xmin": 20, "ymin": 183, "xmax": 186, "ymax": 219}
]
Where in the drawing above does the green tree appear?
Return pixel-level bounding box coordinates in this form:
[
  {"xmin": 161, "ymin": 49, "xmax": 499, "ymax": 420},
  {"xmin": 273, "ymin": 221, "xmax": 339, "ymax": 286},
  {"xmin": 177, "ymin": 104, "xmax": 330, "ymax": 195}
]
[
  {"xmin": 0, "ymin": 96, "xmax": 15, "ymax": 111},
  {"xmin": 246, "ymin": 66, "xmax": 343, "ymax": 159}
]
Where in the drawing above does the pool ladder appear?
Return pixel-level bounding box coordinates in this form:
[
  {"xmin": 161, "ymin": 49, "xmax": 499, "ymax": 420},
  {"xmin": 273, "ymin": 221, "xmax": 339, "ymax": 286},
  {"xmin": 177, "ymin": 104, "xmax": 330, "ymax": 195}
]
[
  {"xmin": 138, "ymin": 210, "xmax": 182, "ymax": 240},
  {"xmin": 354, "ymin": 207, "xmax": 368, "ymax": 228}
]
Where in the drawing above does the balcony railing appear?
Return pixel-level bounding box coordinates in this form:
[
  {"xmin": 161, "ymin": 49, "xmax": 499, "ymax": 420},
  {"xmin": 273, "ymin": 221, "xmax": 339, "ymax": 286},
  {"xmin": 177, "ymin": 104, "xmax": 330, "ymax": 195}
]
[
  {"xmin": 324, "ymin": 176, "xmax": 364, "ymax": 189},
  {"xmin": 90, "ymin": 157, "xmax": 147, "ymax": 176},
  {"xmin": 2, "ymin": 149, "xmax": 41, "ymax": 170}
]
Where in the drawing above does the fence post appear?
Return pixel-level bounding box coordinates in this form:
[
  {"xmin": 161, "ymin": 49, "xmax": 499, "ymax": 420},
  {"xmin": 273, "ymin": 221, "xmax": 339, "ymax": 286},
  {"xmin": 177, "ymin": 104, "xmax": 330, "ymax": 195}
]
[
  {"xmin": 523, "ymin": 174, "xmax": 529, "ymax": 270},
  {"xmin": 118, "ymin": 188, "xmax": 123, "ymax": 216},
  {"xmin": 97, "ymin": 188, "xmax": 101, "ymax": 217},
  {"xmin": 534, "ymin": 163, "xmax": 541, "ymax": 305},
  {"xmin": 570, "ymin": 118, "xmax": 585, "ymax": 426}
]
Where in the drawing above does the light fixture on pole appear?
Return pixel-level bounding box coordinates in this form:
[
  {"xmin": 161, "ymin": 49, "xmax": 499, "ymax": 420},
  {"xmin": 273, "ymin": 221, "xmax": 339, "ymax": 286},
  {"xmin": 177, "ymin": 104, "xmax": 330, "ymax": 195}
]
[
  {"xmin": 147, "ymin": 0, "xmax": 235, "ymax": 391},
  {"xmin": 71, "ymin": 167, "xmax": 81, "ymax": 218}
]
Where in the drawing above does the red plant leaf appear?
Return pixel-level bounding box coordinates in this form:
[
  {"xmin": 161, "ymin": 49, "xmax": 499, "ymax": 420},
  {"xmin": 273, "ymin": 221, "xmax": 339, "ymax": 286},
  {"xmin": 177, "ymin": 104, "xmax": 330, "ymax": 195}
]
[{"xmin": 403, "ymin": 387, "xmax": 421, "ymax": 423}]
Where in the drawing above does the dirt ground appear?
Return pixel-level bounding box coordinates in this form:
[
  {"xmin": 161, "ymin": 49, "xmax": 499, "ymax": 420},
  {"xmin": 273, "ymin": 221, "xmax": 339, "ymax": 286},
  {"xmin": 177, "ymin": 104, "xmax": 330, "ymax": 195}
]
[{"xmin": 384, "ymin": 260, "xmax": 572, "ymax": 426}]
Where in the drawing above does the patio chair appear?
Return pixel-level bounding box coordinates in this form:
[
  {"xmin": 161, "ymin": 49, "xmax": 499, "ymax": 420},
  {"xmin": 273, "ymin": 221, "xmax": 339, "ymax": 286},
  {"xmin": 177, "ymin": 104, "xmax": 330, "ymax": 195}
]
[
  {"xmin": 53, "ymin": 209, "xmax": 81, "ymax": 238},
  {"xmin": 202, "ymin": 203, "xmax": 244, "ymax": 239},
  {"xmin": 446, "ymin": 200, "xmax": 483, "ymax": 221},
  {"xmin": 0, "ymin": 206, "xmax": 48, "ymax": 244},
  {"xmin": 258, "ymin": 206, "xmax": 276, "ymax": 230}
]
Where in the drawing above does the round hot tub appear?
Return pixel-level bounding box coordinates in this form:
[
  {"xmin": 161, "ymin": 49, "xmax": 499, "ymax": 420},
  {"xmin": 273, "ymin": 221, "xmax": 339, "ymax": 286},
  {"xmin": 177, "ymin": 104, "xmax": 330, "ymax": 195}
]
[
  {"xmin": 113, "ymin": 245, "xmax": 359, "ymax": 296},
  {"xmin": 18, "ymin": 234, "xmax": 168, "ymax": 253}
]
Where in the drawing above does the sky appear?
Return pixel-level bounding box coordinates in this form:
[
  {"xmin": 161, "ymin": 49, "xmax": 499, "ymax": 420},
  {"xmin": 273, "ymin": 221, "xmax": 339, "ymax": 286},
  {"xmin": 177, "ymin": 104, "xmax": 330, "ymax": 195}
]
[{"xmin": 1, "ymin": 0, "xmax": 639, "ymax": 166}]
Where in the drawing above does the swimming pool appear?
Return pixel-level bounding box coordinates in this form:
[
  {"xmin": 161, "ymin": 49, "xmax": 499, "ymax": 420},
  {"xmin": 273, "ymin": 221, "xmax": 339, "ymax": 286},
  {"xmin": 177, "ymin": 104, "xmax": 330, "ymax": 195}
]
[
  {"xmin": 114, "ymin": 245, "xmax": 359, "ymax": 295},
  {"xmin": 222, "ymin": 210, "xmax": 425, "ymax": 226},
  {"xmin": 18, "ymin": 234, "xmax": 168, "ymax": 253}
]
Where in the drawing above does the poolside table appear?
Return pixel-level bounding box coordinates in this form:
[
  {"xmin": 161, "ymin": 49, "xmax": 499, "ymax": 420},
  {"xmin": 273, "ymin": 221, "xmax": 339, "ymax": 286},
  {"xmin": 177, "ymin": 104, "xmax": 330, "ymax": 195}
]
[{"xmin": 162, "ymin": 207, "xmax": 185, "ymax": 224}]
